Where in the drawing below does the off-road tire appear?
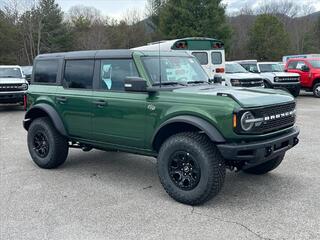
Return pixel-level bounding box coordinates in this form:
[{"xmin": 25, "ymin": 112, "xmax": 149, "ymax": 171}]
[
  {"xmin": 27, "ymin": 117, "xmax": 69, "ymax": 169},
  {"xmin": 243, "ymin": 154, "xmax": 284, "ymax": 175},
  {"xmin": 157, "ymin": 132, "xmax": 226, "ymax": 205},
  {"xmin": 313, "ymin": 83, "xmax": 320, "ymax": 98}
]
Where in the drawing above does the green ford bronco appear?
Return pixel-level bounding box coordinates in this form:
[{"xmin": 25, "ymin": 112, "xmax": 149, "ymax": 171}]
[{"xmin": 23, "ymin": 50, "xmax": 299, "ymax": 205}]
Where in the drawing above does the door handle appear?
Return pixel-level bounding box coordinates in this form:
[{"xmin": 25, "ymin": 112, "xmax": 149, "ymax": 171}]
[
  {"xmin": 56, "ymin": 96, "xmax": 67, "ymax": 104},
  {"xmin": 93, "ymin": 100, "xmax": 107, "ymax": 108}
]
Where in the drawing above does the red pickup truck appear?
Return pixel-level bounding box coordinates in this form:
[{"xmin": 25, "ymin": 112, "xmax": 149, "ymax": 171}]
[{"xmin": 285, "ymin": 58, "xmax": 320, "ymax": 97}]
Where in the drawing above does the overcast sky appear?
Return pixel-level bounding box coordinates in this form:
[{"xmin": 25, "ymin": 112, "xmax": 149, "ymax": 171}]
[
  {"xmin": 0, "ymin": 0, "xmax": 319, "ymax": 19},
  {"xmin": 53, "ymin": 0, "xmax": 320, "ymax": 19}
]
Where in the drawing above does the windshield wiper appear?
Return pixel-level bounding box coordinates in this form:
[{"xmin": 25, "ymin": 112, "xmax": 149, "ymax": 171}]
[
  {"xmin": 152, "ymin": 81, "xmax": 187, "ymax": 86},
  {"xmin": 187, "ymin": 80, "xmax": 208, "ymax": 84}
]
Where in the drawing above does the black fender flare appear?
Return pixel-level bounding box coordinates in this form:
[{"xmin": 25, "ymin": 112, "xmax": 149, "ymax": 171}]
[
  {"xmin": 23, "ymin": 103, "xmax": 67, "ymax": 136},
  {"xmin": 152, "ymin": 115, "xmax": 226, "ymax": 146}
]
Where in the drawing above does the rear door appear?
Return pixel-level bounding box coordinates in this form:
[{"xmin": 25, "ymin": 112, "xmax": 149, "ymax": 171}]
[
  {"xmin": 190, "ymin": 52, "xmax": 211, "ymax": 77},
  {"xmin": 55, "ymin": 59, "xmax": 94, "ymax": 139},
  {"xmin": 211, "ymin": 50, "xmax": 225, "ymax": 77}
]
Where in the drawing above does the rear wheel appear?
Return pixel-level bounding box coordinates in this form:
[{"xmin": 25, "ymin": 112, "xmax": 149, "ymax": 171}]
[
  {"xmin": 313, "ymin": 83, "xmax": 320, "ymax": 98},
  {"xmin": 27, "ymin": 117, "xmax": 69, "ymax": 169},
  {"xmin": 243, "ymin": 155, "xmax": 284, "ymax": 175},
  {"xmin": 157, "ymin": 132, "xmax": 226, "ymax": 205}
]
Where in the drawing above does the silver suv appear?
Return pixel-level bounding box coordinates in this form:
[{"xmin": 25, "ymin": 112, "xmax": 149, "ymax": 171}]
[{"xmin": 0, "ymin": 65, "xmax": 29, "ymax": 104}]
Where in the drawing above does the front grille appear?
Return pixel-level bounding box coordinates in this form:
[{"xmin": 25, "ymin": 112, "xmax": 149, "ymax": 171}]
[
  {"xmin": 239, "ymin": 79, "xmax": 263, "ymax": 87},
  {"xmin": 0, "ymin": 84, "xmax": 23, "ymax": 92},
  {"xmin": 277, "ymin": 77, "xmax": 299, "ymax": 82},
  {"xmin": 252, "ymin": 102, "xmax": 296, "ymax": 133}
]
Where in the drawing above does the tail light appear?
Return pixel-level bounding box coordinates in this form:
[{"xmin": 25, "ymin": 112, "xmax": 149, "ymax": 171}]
[{"xmin": 216, "ymin": 68, "xmax": 225, "ymax": 73}]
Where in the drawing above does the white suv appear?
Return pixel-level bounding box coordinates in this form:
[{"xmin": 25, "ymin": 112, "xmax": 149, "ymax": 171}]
[
  {"xmin": 0, "ymin": 65, "xmax": 29, "ymax": 104},
  {"xmin": 236, "ymin": 60, "xmax": 301, "ymax": 97},
  {"xmin": 223, "ymin": 62, "xmax": 264, "ymax": 87}
]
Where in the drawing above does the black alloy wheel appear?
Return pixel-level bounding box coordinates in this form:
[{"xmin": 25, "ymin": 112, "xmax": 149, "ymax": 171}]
[{"xmin": 168, "ymin": 151, "xmax": 201, "ymax": 191}]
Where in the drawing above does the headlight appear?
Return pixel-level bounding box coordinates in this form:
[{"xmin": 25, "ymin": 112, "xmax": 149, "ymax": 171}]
[
  {"xmin": 231, "ymin": 79, "xmax": 241, "ymax": 86},
  {"xmin": 240, "ymin": 111, "xmax": 255, "ymax": 131},
  {"xmin": 21, "ymin": 83, "xmax": 28, "ymax": 90},
  {"xmin": 274, "ymin": 76, "xmax": 279, "ymax": 82}
]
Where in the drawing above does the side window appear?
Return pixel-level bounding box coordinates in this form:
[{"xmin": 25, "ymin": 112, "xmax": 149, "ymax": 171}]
[
  {"xmin": 191, "ymin": 52, "xmax": 208, "ymax": 65},
  {"xmin": 296, "ymin": 61, "xmax": 306, "ymax": 70},
  {"xmin": 287, "ymin": 61, "xmax": 297, "ymax": 69},
  {"xmin": 211, "ymin": 52, "xmax": 222, "ymax": 64},
  {"xmin": 64, "ymin": 60, "xmax": 94, "ymax": 89},
  {"xmin": 100, "ymin": 59, "xmax": 139, "ymax": 91},
  {"xmin": 34, "ymin": 60, "xmax": 59, "ymax": 83}
]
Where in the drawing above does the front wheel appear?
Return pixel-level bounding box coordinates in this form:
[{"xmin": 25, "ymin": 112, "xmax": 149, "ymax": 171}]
[
  {"xmin": 157, "ymin": 132, "xmax": 226, "ymax": 205},
  {"xmin": 290, "ymin": 87, "xmax": 300, "ymax": 97},
  {"xmin": 243, "ymin": 155, "xmax": 284, "ymax": 175},
  {"xmin": 313, "ymin": 83, "xmax": 320, "ymax": 98},
  {"xmin": 27, "ymin": 117, "xmax": 69, "ymax": 169}
]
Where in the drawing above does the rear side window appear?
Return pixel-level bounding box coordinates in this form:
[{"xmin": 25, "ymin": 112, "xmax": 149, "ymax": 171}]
[
  {"xmin": 192, "ymin": 52, "xmax": 208, "ymax": 65},
  {"xmin": 34, "ymin": 60, "xmax": 59, "ymax": 83},
  {"xmin": 63, "ymin": 60, "xmax": 94, "ymax": 89},
  {"xmin": 211, "ymin": 52, "xmax": 222, "ymax": 64}
]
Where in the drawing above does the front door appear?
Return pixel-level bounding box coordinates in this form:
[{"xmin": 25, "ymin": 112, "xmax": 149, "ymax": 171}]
[{"xmin": 91, "ymin": 59, "xmax": 147, "ymax": 149}]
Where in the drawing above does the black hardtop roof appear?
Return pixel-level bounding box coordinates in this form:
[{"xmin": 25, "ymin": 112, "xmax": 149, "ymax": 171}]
[
  {"xmin": 35, "ymin": 49, "xmax": 134, "ymax": 60},
  {"xmin": 34, "ymin": 49, "xmax": 190, "ymax": 61}
]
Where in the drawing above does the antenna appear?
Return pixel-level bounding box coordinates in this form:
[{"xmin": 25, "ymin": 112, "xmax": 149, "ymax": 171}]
[{"xmin": 158, "ymin": 41, "xmax": 162, "ymax": 88}]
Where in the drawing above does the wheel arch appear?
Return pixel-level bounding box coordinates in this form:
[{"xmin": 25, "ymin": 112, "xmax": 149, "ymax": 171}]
[
  {"xmin": 152, "ymin": 115, "xmax": 225, "ymax": 152},
  {"xmin": 23, "ymin": 103, "xmax": 67, "ymax": 137}
]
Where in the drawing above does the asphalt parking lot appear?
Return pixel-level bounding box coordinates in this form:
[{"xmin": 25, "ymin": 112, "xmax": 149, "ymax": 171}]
[{"xmin": 0, "ymin": 93, "xmax": 319, "ymax": 240}]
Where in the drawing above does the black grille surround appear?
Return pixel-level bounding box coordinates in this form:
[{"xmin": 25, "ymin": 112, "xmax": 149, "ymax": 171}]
[
  {"xmin": 0, "ymin": 84, "xmax": 24, "ymax": 92},
  {"xmin": 276, "ymin": 76, "xmax": 299, "ymax": 83},
  {"xmin": 236, "ymin": 102, "xmax": 296, "ymax": 134},
  {"xmin": 239, "ymin": 79, "xmax": 264, "ymax": 87}
]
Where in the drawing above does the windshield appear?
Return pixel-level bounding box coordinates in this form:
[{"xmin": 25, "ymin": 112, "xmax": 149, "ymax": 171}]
[
  {"xmin": 0, "ymin": 67, "xmax": 22, "ymax": 78},
  {"xmin": 142, "ymin": 56, "xmax": 208, "ymax": 84},
  {"xmin": 259, "ymin": 63, "xmax": 283, "ymax": 72},
  {"xmin": 309, "ymin": 60, "xmax": 320, "ymax": 68},
  {"xmin": 21, "ymin": 66, "xmax": 33, "ymax": 75},
  {"xmin": 226, "ymin": 63, "xmax": 247, "ymax": 73}
]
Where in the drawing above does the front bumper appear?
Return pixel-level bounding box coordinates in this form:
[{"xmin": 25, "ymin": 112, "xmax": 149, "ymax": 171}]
[
  {"xmin": 271, "ymin": 82, "xmax": 300, "ymax": 91},
  {"xmin": 0, "ymin": 92, "xmax": 25, "ymax": 103},
  {"xmin": 217, "ymin": 127, "xmax": 299, "ymax": 169}
]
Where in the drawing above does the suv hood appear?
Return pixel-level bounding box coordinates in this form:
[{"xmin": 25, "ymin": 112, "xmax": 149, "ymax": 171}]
[
  {"xmin": 0, "ymin": 77, "xmax": 27, "ymax": 84},
  {"xmin": 261, "ymin": 72, "xmax": 300, "ymax": 77},
  {"xmin": 226, "ymin": 72, "xmax": 262, "ymax": 80},
  {"xmin": 173, "ymin": 85, "xmax": 294, "ymax": 108}
]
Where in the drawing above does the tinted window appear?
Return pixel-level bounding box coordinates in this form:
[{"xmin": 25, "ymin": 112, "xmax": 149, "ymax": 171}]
[
  {"xmin": 191, "ymin": 52, "xmax": 208, "ymax": 65},
  {"xmin": 64, "ymin": 60, "xmax": 94, "ymax": 89},
  {"xmin": 100, "ymin": 59, "xmax": 139, "ymax": 91},
  {"xmin": 211, "ymin": 52, "xmax": 222, "ymax": 64},
  {"xmin": 34, "ymin": 60, "xmax": 58, "ymax": 83},
  {"xmin": 287, "ymin": 61, "xmax": 297, "ymax": 69}
]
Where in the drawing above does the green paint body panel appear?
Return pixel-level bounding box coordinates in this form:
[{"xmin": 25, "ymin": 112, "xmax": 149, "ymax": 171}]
[{"xmin": 26, "ymin": 51, "xmax": 297, "ymax": 156}]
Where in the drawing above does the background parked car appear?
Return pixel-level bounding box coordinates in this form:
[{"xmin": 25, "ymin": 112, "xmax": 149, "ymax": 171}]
[
  {"xmin": 235, "ymin": 60, "xmax": 301, "ymax": 97},
  {"xmin": 224, "ymin": 62, "xmax": 264, "ymax": 87},
  {"xmin": 21, "ymin": 66, "xmax": 33, "ymax": 84},
  {"xmin": 285, "ymin": 58, "xmax": 320, "ymax": 98},
  {"xmin": 0, "ymin": 65, "xmax": 28, "ymax": 105}
]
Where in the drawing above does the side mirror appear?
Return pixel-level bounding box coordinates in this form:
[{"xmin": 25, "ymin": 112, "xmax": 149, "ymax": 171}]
[
  {"xmin": 301, "ymin": 65, "xmax": 310, "ymax": 72},
  {"xmin": 212, "ymin": 75, "xmax": 222, "ymax": 84},
  {"xmin": 124, "ymin": 77, "xmax": 148, "ymax": 92}
]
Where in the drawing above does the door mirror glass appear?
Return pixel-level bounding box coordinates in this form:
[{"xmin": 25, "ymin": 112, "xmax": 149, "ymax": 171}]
[
  {"xmin": 301, "ymin": 65, "xmax": 310, "ymax": 72},
  {"xmin": 124, "ymin": 77, "xmax": 148, "ymax": 92}
]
